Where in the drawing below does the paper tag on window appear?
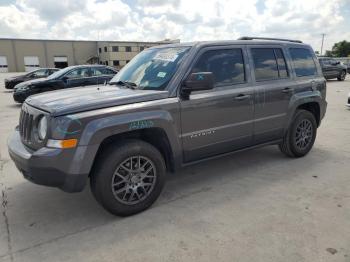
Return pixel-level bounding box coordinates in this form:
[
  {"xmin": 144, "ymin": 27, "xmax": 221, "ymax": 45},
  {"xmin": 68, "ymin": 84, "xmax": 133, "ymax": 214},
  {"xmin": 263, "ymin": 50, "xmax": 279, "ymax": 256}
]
[
  {"xmin": 157, "ymin": 72, "xmax": 167, "ymax": 78},
  {"xmin": 154, "ymin": 53, "xmax": 178, "ymax": 62}
]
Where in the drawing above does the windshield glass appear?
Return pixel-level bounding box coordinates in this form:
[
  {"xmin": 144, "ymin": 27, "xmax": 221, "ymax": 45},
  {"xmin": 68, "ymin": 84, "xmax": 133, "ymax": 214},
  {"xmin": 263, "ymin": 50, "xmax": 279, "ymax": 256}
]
[
  {"xmin": 47, "ymin": 67, "xmax": 71, "ymax": 79},
  {"xmin": 110, "ymin": 47, "xmax": 190, "ymax": 90}
]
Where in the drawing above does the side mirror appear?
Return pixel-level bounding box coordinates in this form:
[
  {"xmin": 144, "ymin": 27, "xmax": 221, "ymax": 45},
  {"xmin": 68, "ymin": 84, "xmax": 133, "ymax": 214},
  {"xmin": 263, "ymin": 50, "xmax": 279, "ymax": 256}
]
[
  {"xmin": 61, "ymin": 76, "xmax": 69, "ymax": 82},
  {"xmin": 182, "ymin": 72, "xmax": 214, "ymax": 95}
]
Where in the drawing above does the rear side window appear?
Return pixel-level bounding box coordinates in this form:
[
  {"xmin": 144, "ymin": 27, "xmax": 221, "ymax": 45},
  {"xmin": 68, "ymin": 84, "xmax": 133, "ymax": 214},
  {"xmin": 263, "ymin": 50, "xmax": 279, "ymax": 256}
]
[
  {"xmin": 290, "ymin": 48, "xmax": 317, "ymax": 77},
  {"xmin": 251, "ymin": 48, "xmax": 288, "ymax": 81},
  {"xmin": 192, "ymin": 49, "xmax": 245, "ymax": 86}
]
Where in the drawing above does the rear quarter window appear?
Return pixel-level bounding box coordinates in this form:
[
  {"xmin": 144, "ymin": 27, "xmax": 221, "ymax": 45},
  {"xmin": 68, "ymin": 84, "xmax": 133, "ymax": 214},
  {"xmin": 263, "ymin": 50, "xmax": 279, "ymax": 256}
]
[{"xmin": 289, "ymin": 48, "xmax": 317, "ymax": 77}]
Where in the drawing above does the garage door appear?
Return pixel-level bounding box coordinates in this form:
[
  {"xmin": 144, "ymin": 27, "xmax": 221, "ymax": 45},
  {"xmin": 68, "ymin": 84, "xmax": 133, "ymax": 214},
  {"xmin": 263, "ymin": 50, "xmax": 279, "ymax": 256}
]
[
  {"xmin": 24, "ymin": 56, "xmax": 40, "ymax": 72},
  {"xmin": 54, "ymin": 56, "xmax": 68, "ymax": 69},
  {"xmin": 0, "ymin": 56, "xmax": 8, "ymax": 73}
]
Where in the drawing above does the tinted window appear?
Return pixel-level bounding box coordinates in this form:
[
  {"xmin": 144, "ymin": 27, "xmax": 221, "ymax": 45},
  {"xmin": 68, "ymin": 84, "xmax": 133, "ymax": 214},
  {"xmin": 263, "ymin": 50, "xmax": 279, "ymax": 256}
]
[
  {"xmin": 31, "ymin": 69, "xmax": 48, "ymax": 77},
  {"xmin": 252, "ymin": 48, "xmax": 278, "ymax": 81},
  {"xmin": 65, "ymin": 68, "xmax": 90, "ymax": 79},
  {"xmin": 290, "ymin": 48, "xmax": 317, "ymax": 77},
  {"xmin": 91, "ymin": 68, "xmax": 104, "ymax": 76},
  {"xmin": 191, "ymin": 49, "xmax": 245, "ymax": 86},
  {"xmin": 103, "ymin": 68, "xmax": 116, "ymax": 75},
  {"xmin": 275, "ymin": 49, "xmax": 288, "ymax": 78}
]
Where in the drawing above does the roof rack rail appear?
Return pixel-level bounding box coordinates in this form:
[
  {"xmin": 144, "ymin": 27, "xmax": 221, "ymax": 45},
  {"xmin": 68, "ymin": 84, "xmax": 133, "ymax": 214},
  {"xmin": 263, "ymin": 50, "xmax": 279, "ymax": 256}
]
[{"xmin": 238, "ymin": 36, "xmax": 302, "ymax": 43}]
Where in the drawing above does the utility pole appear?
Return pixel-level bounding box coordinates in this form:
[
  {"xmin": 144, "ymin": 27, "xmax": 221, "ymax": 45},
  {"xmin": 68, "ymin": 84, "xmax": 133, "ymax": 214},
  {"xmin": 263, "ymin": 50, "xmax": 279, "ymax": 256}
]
[{"xmin": 320, "ymin": 33, "xmax": 326, "ymax": 56}]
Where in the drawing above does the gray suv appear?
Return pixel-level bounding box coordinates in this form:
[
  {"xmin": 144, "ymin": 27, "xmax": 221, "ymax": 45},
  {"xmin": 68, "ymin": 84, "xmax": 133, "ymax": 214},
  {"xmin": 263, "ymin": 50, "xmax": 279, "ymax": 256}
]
[{"xmin": 8, "ymin": 37, "xmax": 327, "ymax": 216}]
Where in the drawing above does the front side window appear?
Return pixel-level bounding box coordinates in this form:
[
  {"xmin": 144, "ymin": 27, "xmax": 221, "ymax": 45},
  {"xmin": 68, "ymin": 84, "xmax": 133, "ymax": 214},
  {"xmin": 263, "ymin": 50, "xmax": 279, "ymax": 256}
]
[
  {"xmin": 191, "ymin": 49, "xmax": 245, "ymax": 86},
  {"xmin": 65, "ymin": 68, "xmax": 90, "ymax": 79},
  {"xmin": 110, "ymin": 47, "xmax": 190, "ymax": 90},
  {"xmin": 290, "ymin": 48, "xmax": 317, "ymax": 77},
  {"xmin": 31, "ymin": 69, "xmax": 48, "ymax": 77}
]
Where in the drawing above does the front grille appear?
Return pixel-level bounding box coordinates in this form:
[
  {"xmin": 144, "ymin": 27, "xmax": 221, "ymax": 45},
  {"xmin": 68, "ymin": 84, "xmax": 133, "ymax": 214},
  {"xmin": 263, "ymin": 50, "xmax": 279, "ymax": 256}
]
[{"xmin": 19, "ymin": 109, "xmax": 34, "ymax": 143}]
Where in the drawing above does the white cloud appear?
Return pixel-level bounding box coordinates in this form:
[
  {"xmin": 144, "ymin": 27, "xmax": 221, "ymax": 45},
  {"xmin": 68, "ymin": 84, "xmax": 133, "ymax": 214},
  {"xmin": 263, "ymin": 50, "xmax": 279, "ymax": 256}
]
[{"xmin": 0, "ymin": 0, "xmax": 349, "ymax": 52}]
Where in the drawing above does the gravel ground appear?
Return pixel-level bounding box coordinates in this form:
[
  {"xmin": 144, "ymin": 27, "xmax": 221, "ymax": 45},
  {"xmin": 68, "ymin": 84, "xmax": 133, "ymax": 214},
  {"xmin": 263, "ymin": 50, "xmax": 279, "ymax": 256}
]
[{"xmin": 0, "ymin": 72, "xmax": 350, "ymax": 262}]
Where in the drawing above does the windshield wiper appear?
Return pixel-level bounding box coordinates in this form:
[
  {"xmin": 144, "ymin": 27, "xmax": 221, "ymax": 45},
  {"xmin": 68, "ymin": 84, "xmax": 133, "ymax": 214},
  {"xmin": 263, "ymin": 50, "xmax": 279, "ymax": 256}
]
[{"xmin": 109, "ymin": 80, "xmax": 137, "ymax": 90}]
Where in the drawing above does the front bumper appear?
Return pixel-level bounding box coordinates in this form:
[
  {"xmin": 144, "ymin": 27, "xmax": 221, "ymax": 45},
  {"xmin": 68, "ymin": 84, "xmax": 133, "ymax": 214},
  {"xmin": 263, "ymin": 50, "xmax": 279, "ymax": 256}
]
[
  {"xmin": 7, "ymin": 130, "xmax": 88, "ymax": 192},
  {"xmin": 4, "ymin": 80, "xmax": 14, "ymax": 89},
  {"xmin": 13, "ymin": 91, "xmax": 28, "ymax": 103}
]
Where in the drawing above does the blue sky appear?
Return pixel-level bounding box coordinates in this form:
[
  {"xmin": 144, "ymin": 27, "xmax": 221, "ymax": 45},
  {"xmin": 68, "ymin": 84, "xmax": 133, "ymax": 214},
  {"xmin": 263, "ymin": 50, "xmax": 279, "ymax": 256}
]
[{"xmin": 0, "ymin": 0, "xmax": 349, "ymax": 52}]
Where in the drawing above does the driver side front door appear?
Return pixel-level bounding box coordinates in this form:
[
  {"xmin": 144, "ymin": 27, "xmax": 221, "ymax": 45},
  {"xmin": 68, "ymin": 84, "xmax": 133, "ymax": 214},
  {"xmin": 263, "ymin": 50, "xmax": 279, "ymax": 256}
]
[{"xmin": 180, "ymin": 46, "xmax": 254, "ymax": 162}]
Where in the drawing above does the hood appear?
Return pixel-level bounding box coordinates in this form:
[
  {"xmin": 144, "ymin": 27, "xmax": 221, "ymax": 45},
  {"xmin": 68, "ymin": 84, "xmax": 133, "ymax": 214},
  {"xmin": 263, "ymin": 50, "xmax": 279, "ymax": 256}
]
[
  {"xmin": 6, "ymin": 74, "xmax": 26, "ymax": 81},
  {"xmin": 14, "ymin": 78, "xmax": 48, "ymax": 89},
  {"xmin": 25, "ymin": 85, "xmax": 169, "ymax": 116}
]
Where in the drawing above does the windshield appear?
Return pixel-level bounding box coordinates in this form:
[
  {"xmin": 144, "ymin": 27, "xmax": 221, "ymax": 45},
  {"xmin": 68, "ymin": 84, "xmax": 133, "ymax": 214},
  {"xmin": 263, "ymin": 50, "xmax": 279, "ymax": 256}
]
[
  {"xmin": 110, "ymin": 47, "xmax": 190, "ymax": 90},
  {"xmin": 47, "ymin": 67, "xmax": 71, "ymax": 79}
]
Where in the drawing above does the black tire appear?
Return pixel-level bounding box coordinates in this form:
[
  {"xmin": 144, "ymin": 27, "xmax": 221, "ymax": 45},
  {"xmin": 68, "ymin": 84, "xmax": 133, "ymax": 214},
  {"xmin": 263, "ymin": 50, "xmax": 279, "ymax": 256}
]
[
  {"xmin": 279, "ymin": 110, "xmax": 317, "ymax": 158},
  {"xmin": 337, "ymin": 70, "xmax": 346, "ymax": 81},
  {"xmin": 90, "ymin": 139, "xmax": 166, "ymax": 216}
]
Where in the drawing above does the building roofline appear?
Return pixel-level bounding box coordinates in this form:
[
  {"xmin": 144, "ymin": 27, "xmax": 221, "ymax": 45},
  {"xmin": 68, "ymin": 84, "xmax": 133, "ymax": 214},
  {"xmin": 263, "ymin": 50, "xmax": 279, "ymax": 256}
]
[{"xmin": 0, "ymin": 37, "xmax": 177, "ymax": 44}]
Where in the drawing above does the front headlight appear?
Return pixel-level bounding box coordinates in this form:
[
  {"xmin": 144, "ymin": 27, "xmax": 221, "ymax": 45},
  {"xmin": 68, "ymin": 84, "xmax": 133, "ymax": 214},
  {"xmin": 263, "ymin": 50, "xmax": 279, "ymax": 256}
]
[{"xmin": 37, "ymin": 116, "xmax": 48, "ymax": 140}]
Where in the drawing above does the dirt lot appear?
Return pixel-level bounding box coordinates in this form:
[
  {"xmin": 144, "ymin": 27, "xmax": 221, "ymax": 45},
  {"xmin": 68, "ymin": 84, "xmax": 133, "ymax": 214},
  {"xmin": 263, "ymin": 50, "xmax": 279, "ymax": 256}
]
[{"xmin": 0, "ymin": 73, "xmax": 350, "ymax": 262}]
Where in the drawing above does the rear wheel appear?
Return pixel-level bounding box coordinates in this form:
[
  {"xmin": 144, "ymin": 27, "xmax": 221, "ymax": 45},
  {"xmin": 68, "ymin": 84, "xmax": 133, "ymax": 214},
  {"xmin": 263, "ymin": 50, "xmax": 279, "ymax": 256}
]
[
  {"xmin": 337, "ymin": 70, "xmax": 346, "ymax": 81},
  {"xmin": 279, "ymin": 110, "xmax": 317, "ymax": 157},
  {"xmin": 91, "ymin": 140, "xmax": 166, "ymax": 216}
]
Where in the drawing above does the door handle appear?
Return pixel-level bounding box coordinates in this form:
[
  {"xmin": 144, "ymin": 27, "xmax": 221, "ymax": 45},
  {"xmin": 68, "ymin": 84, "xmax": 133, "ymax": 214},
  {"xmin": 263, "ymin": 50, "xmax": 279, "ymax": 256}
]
[
  {"xmin": 282, "ymin": 87, "xmax": 293, "ymax": 93},
  {"xmin": 234, "ymin": 94, "xmax": 251, "ymax": 101}
]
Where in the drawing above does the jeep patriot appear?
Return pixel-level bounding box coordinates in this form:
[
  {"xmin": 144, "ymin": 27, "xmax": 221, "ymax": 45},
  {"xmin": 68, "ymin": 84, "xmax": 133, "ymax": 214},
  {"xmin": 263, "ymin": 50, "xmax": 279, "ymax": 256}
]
[{"xmin": 8, "ymin": 37, "xmax": 327, "ymax": 216}]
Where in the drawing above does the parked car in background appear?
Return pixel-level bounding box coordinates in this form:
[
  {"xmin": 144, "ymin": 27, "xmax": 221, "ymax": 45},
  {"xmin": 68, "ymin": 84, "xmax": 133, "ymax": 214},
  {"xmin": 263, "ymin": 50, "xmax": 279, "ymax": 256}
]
[
  {"xmin": 4, "ymin": 68, "xmax": 59, "ymax": 89},
  {"xmin": 344, "ymin": 61, "xmax": 350, "ymax": 74},
  {"xmin": 318, "ymin": 57, "xmax": 347, "ymax": 81},
  {"xmin": 13, "ymin": 65, "xmax": 117, "ymax": 103},
  {"xmin": 347, "ymin": 92, "xmax": 350, "ymax": 108},
  {"xmin": 8, "ymin": 37, "xmax": 327, "ymax": 216}
]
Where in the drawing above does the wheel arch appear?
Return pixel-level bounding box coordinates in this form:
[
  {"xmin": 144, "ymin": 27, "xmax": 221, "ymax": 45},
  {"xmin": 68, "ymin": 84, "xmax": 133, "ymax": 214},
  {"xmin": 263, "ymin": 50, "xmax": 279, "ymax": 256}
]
[{"xmin": 91, "ymin": 128, "xmax": 177, "ymax": 176}]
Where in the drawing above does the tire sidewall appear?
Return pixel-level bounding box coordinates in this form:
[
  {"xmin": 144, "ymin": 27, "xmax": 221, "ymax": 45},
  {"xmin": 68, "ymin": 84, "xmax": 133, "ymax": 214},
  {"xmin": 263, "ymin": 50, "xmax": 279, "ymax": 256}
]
[
  {"xmin": 289, "ymin": 110, "xmax": 317, "ymax": 157},
  {"xmin": 93, "ymin": 140, "xmax": 166, "ymax": 216}
]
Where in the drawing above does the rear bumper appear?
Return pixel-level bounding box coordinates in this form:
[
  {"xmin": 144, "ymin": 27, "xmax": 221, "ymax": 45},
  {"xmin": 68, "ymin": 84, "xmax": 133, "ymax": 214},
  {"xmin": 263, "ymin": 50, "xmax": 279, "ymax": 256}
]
[{"xmin": 8, "ymin": 130, "xmax": 89, "ymax": 192}]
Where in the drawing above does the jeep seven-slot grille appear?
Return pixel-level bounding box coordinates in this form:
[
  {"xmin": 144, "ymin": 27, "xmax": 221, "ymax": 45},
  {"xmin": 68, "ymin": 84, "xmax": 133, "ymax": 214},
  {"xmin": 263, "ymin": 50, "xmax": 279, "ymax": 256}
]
[{"xmin": 19, "ymin": 109, "xmax": 34, "ymax": 143}]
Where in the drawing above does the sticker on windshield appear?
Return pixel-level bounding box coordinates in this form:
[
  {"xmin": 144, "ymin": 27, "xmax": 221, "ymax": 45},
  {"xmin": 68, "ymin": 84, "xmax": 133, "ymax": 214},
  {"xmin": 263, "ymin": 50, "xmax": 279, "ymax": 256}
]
[
  {"xmin": 157, "ymin": 72, "xmax": 167, "ymax": 78},
  {"xmin": 153, "ymin": 52, "xmax": 178, "ymax": 62}
]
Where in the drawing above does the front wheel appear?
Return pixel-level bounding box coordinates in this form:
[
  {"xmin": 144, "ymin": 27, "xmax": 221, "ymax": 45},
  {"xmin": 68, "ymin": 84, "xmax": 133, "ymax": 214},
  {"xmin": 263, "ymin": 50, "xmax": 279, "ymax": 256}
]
[
  {"xmin": 90, "ymin": 140, "xmax": 166, "ymax": 216},
  {"xmin": 337, "ymin": 70, "xmax": 346, "ymax": 81},
  {"xmin": 279, "ymin": 110, "xmax": 317, "ymax": 157}
]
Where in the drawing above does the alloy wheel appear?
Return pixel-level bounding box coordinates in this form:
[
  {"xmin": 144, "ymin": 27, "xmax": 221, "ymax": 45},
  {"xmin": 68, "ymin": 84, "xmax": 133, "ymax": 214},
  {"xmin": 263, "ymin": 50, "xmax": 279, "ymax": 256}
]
[
  {"xmin": 111, "ymin": 156, "xmax": 157, "ymax": 205},
  {"xmin": 294, "ymin": 119, "xmax": 313, "ymax": 150}
]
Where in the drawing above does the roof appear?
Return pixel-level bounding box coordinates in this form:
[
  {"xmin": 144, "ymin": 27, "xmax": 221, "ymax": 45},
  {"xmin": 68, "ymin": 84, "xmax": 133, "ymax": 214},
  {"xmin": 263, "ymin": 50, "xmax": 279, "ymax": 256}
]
[
  {"xmin": 0, "ymin": 37, "xmax": 177, "ymax": 44},
  {"xmin": 151, "ymin": 39, "xmax": 309, "ymax": 50}
]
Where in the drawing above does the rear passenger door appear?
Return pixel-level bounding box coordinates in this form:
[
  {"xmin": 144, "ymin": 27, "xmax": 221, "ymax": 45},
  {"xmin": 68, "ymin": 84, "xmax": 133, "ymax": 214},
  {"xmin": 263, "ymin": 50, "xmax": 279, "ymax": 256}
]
[
  {"xmin": 248, "ymin": 46, "xmax": 294, "ymax": 143},
  {"xmin": 180, "ymin": 46, "xmax": 254, "ymax": 162}
]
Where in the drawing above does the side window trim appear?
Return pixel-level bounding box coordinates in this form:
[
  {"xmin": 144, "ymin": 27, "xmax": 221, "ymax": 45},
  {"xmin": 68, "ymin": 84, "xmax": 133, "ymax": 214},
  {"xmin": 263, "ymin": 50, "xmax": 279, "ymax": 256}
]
[{"xmin": 273, "ymin": 48, "xmax": 289, "ymax": 79}]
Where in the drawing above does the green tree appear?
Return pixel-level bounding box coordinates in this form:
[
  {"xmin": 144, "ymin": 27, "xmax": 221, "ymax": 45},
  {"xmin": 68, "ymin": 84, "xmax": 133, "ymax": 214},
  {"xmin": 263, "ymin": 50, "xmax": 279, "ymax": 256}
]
[
  {"xmin": 324, "ymin": 50, "xmax": 333, "ymax": 57},
  {"xmin": 331, "ymin": 40, "xmax": 350, "ymax": 57}
]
